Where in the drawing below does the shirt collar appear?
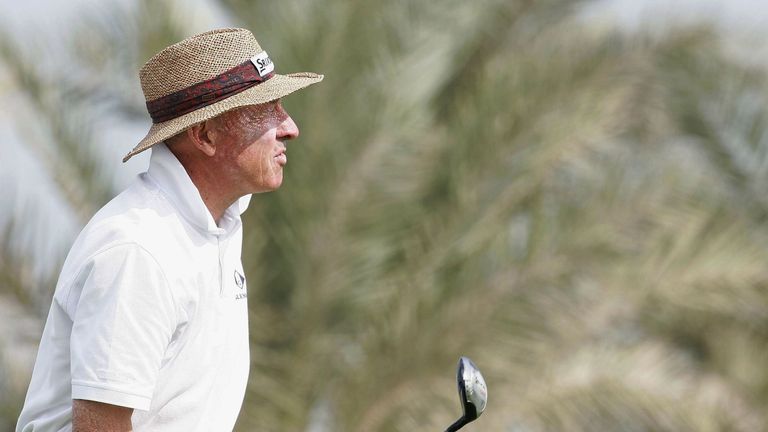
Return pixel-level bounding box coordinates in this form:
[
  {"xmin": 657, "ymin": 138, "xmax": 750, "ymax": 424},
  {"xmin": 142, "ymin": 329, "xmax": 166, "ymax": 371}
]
[{"xmin": 146, "ymin": 143, "xmax": 252, "ymax": 235}]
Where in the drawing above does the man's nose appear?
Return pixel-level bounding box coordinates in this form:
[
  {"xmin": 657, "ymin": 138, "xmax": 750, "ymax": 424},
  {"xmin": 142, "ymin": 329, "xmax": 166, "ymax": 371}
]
[{"xmin": 277, "ymin": 115, "xmax": 299, "ymax": 141}]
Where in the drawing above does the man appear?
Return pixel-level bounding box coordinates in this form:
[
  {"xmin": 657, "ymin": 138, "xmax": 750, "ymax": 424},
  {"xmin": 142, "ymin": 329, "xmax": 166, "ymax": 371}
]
[{"xmin": 16, "ymin": 28, "xmax": 323, "ymax": 431}]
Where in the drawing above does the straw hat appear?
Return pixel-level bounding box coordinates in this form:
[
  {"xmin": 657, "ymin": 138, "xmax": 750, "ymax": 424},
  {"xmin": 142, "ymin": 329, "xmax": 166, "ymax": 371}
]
[{"xmin": 123, "ymin": 28, "xmax": 323, "ymax": 162}]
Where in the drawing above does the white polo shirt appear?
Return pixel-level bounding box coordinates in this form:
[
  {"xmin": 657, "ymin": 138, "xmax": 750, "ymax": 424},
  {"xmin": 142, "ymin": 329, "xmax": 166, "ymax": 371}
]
[{"xmin": 17, "ymin": 143, "xmax": 252, "ymax": 432}]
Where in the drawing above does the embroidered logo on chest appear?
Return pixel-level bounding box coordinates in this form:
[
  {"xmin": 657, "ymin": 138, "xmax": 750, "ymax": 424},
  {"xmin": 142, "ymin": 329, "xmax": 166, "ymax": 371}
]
[
  {"xmin": 234, "ymin": 270, "xmax": 247, "ymax": 300},
  {"xmin": 234, "ymin": 270, "xmax": 246, "ymax": 289}
]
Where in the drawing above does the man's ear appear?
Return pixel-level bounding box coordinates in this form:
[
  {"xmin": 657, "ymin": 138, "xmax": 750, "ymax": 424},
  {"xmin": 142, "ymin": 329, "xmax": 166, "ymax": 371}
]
[{"xmin": 186, "ymin": 120, "xmax": 217, "ymax": 157}]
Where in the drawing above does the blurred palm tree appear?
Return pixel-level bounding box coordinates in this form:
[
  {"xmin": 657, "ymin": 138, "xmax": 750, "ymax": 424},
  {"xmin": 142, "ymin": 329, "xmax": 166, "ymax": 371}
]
[{"xmin": 2, "ymin": 1, "xmax": 768, "ymax": 431}]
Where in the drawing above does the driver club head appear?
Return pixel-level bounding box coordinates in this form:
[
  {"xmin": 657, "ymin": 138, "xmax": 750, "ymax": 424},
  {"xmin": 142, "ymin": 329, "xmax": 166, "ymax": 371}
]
[
  {"xmin": 445, "ymin": 356, "xmax": 488, "ymax": 431},
  {"xmin": 457, "ymin": 356, "xmax": 487, "ymax": 422}
]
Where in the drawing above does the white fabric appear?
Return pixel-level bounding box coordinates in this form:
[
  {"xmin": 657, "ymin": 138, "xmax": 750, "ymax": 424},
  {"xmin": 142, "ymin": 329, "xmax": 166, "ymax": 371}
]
[{"xmin": 17, "ymin": 143, "xmax": 252, "ymax": 432}]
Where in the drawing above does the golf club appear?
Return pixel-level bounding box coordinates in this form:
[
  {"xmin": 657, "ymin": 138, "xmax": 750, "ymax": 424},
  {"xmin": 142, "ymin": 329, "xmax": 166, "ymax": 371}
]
[{"xmin": 445, "ymin": 356, "xmax": 487, "ymax": 432}]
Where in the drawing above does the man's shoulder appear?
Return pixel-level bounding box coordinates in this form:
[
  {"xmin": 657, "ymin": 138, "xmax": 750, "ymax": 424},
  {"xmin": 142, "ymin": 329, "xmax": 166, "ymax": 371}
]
[
  {"xmin": 85, "ymin": 176, "xmax": 171, "ymax": 243},
  {"xmin": 61, "ymin": 177, "xmax": 182, "ymax": 275},
  {"xmin": 54, "ymin": 177, "xmax": 191, "ymax": 301}
]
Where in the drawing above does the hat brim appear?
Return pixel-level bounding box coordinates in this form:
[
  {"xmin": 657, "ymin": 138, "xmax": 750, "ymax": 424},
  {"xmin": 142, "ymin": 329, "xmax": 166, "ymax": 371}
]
[{"xmin": 123, "ymin": 72, "xmax": 323, "ymax": 162}]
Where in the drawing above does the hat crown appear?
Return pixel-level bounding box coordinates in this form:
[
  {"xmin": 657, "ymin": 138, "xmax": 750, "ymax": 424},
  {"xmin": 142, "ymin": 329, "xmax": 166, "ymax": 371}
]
[{"xmin": 139, "ymin": 28, "xmax": 262, "ymax": 101}]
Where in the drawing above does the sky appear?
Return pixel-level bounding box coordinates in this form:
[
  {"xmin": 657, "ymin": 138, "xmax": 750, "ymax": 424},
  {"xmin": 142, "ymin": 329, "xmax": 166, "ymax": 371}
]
[{"xmin": 589, "ymin": 0, "xmax": 768, "ymax": 32}]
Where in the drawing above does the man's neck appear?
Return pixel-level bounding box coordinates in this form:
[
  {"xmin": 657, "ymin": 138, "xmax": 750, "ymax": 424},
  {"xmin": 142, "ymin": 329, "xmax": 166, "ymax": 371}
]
[{"xmin": 177, "ymin": 158, "xmax": 239, "ymax": 225}]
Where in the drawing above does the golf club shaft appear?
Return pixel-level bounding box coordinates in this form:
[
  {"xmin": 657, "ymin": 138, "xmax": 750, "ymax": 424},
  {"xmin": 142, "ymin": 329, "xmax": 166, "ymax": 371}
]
[{"xmin": 445, "ymin": 417, "xmax": 468, "ymax": 432}]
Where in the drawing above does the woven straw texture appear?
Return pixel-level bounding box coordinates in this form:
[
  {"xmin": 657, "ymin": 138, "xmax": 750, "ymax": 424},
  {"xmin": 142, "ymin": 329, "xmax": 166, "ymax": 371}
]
[{"xmin": 124, "ymin": 28, "xmax": 323, "ymax": 162}]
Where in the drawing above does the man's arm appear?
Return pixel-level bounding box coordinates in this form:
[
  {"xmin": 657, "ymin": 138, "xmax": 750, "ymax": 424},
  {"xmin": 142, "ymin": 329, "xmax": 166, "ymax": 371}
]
[{"xmin": 72, "ymin": 399, "xmax": 133, "ymax": 432}]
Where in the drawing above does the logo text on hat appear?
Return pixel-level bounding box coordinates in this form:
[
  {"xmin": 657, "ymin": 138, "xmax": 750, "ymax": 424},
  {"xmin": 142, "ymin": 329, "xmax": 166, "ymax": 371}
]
[{"xmin": 251, "ymin": 51, "xmax": 274, "ymax": 78}]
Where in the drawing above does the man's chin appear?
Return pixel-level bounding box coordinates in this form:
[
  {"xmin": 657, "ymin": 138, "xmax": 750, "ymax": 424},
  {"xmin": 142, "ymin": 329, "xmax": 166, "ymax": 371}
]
[{"xmin": 253, "ymin": 178, "xmax": 283, "ymax": 193}]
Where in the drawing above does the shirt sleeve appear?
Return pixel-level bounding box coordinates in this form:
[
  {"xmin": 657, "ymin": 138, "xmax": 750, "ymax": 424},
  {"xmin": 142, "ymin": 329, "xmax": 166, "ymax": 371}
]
[{"xmin": 66, "ymin": 243, "xmax": 177, "ymax": 411}]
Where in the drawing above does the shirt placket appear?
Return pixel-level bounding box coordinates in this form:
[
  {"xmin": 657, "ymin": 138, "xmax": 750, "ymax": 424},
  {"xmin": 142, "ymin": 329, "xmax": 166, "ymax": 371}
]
[{"xmin": 217, "ymin": 235, "xmax": 226, "ymax": 297}]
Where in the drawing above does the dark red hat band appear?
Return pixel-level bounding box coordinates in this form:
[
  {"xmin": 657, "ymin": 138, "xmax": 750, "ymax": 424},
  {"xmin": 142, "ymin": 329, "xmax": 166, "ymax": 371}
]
[{"xmin": 146, "ymin": 59, "xmax": 275, "ymax": 124}]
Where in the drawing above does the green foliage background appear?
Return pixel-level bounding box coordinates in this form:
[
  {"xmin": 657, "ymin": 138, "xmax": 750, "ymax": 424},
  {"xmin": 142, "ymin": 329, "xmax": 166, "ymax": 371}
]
[{"xmin": 2, "ymin": 1, "xmax": 768, "ymax": 431}]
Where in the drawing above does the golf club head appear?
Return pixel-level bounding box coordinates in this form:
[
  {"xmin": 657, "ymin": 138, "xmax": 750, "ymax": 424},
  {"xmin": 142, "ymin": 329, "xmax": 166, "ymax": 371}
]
[
  {"xmin": 445, "ymin": 357, "xmax": 488, "ymax": 432},
  {"xmin": 457, "ymin": 356, "xmax": 487, "ymax": 421}
]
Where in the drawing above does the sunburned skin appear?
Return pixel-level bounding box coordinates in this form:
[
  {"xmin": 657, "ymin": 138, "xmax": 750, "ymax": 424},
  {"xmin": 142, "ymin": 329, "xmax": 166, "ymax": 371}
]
[
  {"xmin": 72, "ymin": 400, "xmax": 133, "ymax": 432},
  {"xmin": 163, "ymin": 98, "xmax": 300, "ymax": 223},
  {"xmin": 217, "ymin": 101, "xmax": 280, "ymax": 139},
  {"xmin": 211, "ymin": 99, "xmax": 298, "ymax": 194}
]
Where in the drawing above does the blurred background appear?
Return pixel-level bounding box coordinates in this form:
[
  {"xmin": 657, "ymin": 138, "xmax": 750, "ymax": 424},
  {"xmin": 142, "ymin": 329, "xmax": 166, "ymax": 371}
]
[{"xmin": 2, "ymin": 0, "xmax": 768, "ymax": 431}]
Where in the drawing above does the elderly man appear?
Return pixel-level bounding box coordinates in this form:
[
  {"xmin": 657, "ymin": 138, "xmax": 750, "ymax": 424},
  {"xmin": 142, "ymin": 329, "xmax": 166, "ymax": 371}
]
[{"xmin": 16, "ymin": 28, "xmax": 323, "ymax": 431}]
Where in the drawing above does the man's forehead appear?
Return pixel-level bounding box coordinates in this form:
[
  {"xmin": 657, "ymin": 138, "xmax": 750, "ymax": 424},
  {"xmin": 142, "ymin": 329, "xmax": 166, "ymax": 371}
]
[
  {"xmin": 211, "ymin": 99, "xmax": 286, "ymax": 133},
  {"xmin": 215, "ymin": 103, "xmax": 264, "ymax": 121},
  {"xmin": 232, "ymin": 99, "xmax": 280, "ymax": 114}
]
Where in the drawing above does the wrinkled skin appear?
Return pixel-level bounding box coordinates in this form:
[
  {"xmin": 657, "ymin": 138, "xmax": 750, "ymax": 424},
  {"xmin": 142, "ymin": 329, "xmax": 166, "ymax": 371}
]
[
  {"xmin": 211, "ymin": 99, "xmax": 299, "ymax": 194},
  {"xmin": 164, "ymin": 99, "xmax": 300, "ymax": 223}
]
